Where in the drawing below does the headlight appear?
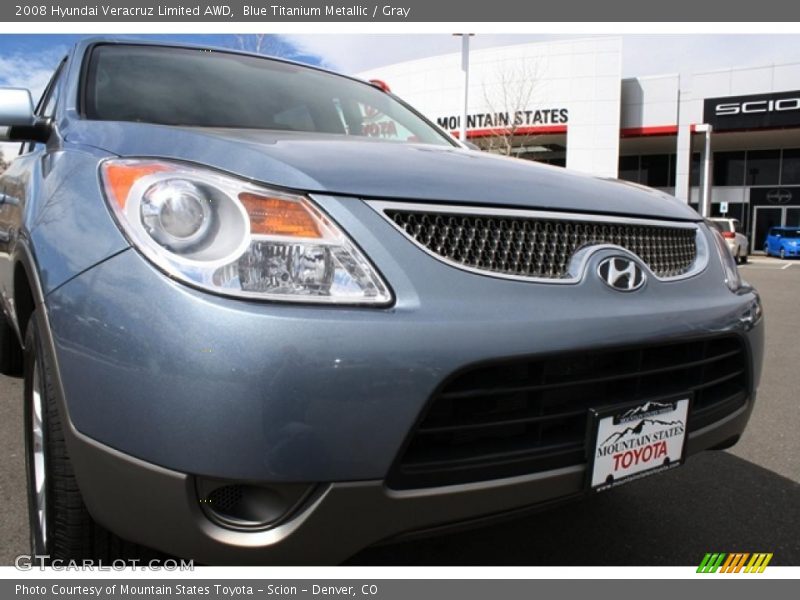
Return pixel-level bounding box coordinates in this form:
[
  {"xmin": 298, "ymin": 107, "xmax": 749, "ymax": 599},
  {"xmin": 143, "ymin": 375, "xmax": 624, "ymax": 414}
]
[
  {"xmin": 708, "ymin": 226, "xmax": 742, "ymax": 292},
  {"xmin": 101, "ymin": 159, "xmax": 392, "ymax": 305}
]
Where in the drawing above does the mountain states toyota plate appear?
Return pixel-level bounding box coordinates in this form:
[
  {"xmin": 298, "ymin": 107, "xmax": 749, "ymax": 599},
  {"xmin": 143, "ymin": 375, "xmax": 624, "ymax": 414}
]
[{"xmin": 588, "ymin": 397, "xmax": 690, "ymax": 491}]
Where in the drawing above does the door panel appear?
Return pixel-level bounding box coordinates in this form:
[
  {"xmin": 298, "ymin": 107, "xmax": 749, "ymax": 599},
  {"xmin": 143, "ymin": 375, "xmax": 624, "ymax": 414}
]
[{"xmin": 754, "ymin": 207, "xmax": 783, "ymax": 253}]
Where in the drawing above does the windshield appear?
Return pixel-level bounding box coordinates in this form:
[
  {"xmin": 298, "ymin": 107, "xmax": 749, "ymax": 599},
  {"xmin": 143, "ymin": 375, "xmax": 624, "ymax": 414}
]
[
  {"xmin": 83, "ymin": 44, "xmax": 453, "ymax": 146},
  {"xmin": 776, "ymin": 228, "xmax": 800, "ymax": 238}
]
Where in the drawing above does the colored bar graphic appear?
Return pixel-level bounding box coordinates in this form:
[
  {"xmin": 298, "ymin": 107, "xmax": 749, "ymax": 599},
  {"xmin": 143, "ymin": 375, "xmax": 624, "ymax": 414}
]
[
  {"xmin": 744, "ymin": 553, "xmax": 774, "ymax": 573},
  {"xmin": 698, "ymin": 552, "xmax": 773, "ymax": 573},
  {"xmin": 697, "ymin": 553, "xmax": 727, "ymax": 573},
  {"xmin": 721, "ymin": 553, "xmax": 749, "ymax": 573},
  {"xmin": 720, "ymin": 553, "xmax": 736, "ymax": 572}
]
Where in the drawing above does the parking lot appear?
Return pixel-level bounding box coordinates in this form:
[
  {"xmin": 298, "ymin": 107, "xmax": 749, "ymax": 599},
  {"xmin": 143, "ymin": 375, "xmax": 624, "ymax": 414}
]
[{"xmin": 1, "ymin": 258, "xmax": 798, "ymax": 566}]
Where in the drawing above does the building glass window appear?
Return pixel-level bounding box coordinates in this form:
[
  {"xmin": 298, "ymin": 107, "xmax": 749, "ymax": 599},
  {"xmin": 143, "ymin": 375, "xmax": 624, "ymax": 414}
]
[
  {"xmin": 618, "ymin": 155, "xmax": 640, "ymax": 183},
  {"xmin": 713, "ymin": 151, "xmax": 745, "ymax": 186},
  {"xmin": 781, "ymin": 148, "xmax": 800, "ymax": 185},
  {"xmin": 640, "ymin": 154, "xmax": 670, "ymax": 187},
  {"xmin": 668, "ymin": 154, "xmax": 676, "ymax": 187},
  {"xmin": 690, "ymin": 152, "xmax": 700, "ymax": 187},
  {"xmin": 745, "ymin": 149, "xmax": 780, "ymax": 186}
]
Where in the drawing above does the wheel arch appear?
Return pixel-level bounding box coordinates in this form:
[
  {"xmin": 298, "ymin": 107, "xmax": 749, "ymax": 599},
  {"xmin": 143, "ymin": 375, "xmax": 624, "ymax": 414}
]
[
  {"xmin": 1, "ymin": 245, "xmax": 44, "ymax": 376},
  {"xmin": 12, "ymin": 243, "xmax": 47, "ymax": 344},
  {"xmin": 14, "ymin": 262, "xmax": 37, "ymax": 344}
]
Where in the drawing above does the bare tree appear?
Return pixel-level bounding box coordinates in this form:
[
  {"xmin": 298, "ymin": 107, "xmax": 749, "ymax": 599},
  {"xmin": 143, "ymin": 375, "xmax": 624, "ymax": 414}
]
[
  {"xmin": 0, "ymin": 150, "xmax": 9, "ymax": 174},
  {"xmin": 479, "ymin": 59, "xmax": 543, "ymax": 156},
  {"xmin": 233, "ymin": 34, "xmax": 283, "ymax": 56}
]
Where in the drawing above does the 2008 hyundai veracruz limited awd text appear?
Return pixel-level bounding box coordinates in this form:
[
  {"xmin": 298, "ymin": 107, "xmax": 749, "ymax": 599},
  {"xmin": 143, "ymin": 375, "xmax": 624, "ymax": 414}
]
[{"xmin": 0, "ymin": 39, "xmax": 764, "ymax": 564}]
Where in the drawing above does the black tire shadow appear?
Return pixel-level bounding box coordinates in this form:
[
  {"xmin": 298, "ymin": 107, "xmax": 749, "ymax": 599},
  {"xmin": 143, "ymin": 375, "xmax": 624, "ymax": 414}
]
[{"xmin": 347, "ymin": 452, "xmax": 800, "ymax": 566}]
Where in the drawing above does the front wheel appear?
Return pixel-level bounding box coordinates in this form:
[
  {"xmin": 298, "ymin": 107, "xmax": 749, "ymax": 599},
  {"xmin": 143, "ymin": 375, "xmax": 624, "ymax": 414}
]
[
  {"xmin": 23, "ymin": 312, "xmax": 165, "ymax": 562},
  {"xmin": 25, "ymin": 337, "xmax": 47, "ymax": 554}
]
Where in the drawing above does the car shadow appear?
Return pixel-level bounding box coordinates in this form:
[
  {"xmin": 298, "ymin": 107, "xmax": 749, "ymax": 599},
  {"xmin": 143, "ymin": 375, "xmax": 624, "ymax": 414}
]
[{"xmin": 347, "ymin": 452, "xmax": 800, "ymax": 566}]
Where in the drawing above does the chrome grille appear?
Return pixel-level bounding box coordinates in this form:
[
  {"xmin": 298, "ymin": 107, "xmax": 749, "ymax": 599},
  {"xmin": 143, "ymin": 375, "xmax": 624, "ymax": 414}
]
[{"xmin": 383, "ymin": 207, "xmax": 698, "ymax": 280}]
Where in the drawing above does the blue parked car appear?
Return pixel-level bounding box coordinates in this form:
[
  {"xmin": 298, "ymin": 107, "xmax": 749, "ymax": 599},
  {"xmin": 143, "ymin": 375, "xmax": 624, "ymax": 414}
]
[
  {"xmin": 0, "ymin": 39, "xmax": 764, "ymax": 565},
  {"xmin": 764, "ymin": 226, "xmax": 800, "ymax": 259}
]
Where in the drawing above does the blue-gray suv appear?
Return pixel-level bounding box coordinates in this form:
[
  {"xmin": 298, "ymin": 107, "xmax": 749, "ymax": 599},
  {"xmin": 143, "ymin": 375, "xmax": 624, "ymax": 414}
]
[{"xmin": 0, "ymin": 39, "xmax": 764, "ymax": 564}]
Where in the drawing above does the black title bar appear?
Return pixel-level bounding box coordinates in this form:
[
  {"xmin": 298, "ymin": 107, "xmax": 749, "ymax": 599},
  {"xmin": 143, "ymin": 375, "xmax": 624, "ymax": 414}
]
[{"xmin": 4, "ymin": 0, "xmax": 800, "ymax": 22}]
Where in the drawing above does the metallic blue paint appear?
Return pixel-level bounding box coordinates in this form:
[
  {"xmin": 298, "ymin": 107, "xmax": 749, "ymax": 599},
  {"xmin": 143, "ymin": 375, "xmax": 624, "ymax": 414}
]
[
  {"xmin": 65, "ymin": 121, "xmax": 700, "ymax": 220},
  {"xmin": 45, "ymin": 197, "xmax": 762, "ymax": 480}
]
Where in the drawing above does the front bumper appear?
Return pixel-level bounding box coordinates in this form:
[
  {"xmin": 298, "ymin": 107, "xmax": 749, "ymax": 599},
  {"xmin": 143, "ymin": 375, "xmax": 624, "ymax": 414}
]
[
  {"xmin": 65, "ymin": 396, "xmax": 754, "ymax": 565},
  {"xmin": 42, "ymin": 196, "xmax": 765, "ymax": 562}
]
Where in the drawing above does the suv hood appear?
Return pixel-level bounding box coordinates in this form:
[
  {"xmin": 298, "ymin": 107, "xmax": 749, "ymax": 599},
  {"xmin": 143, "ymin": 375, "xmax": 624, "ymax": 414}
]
[{"xmin": 67, "ymin": 122, "xmax": 699, "ymax": 221}]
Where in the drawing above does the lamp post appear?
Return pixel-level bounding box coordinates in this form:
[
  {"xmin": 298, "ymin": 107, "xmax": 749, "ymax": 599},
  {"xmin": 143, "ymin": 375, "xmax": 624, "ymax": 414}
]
[{"xmin": 453, "ymin": 33, "xmax": 474, "ymax": 145}]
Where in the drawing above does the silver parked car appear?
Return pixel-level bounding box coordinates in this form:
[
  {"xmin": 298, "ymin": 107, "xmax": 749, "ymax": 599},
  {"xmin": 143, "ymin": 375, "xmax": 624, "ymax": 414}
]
[
  {"xmin": 708, "ymin": 217, "xmax": 749, "ymax": 264},
  {"xmin": 0, "ymin": 39, "xmax": 764, "ymax": 565}
]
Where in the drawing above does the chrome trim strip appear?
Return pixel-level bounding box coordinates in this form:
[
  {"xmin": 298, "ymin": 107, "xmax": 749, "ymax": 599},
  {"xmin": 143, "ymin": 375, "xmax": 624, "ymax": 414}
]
[{"xmin": 367, "ymin": 200, "xmax": 709, "ymax": 285}]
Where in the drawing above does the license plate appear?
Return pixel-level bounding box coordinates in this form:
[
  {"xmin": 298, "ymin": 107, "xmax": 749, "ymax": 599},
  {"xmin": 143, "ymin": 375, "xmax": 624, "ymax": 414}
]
[{"xmin": 588, "ymin": 397, "xmax": 690, "ymax": 492}]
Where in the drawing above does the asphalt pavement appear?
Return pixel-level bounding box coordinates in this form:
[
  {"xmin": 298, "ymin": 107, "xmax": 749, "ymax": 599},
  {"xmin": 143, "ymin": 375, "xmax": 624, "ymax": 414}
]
[{"xmin": 1, "ymin": 258, "xmax": 798, "ymax": 566}]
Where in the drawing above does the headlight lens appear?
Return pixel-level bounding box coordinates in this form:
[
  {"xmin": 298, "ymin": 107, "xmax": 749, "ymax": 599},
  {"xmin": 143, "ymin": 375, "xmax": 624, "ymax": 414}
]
[
  {"xmin": 709, "ymin": 226, "xmax": 742, "ymax": 292},
  {"xmin": 101, "ymin": 159, "xmax": 392, "ymax": 304},
  {"xmin": 142, "ymin": 179, "xmax": 213, "ymax": 247}
]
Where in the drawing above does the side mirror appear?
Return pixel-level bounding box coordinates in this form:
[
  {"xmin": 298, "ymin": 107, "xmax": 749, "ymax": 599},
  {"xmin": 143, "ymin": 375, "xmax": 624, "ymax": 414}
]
[
  {"xmin": 0, "ymin": 88, "xmax": 35, "ymax": 126},
  {"xmin": 0, "ymin": 88, "xmax": 50, "ymax": 143}
]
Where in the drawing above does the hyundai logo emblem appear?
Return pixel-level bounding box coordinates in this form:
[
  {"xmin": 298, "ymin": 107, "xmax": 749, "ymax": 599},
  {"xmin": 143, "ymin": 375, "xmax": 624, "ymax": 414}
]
[{"xmin": 597, "ymin": 256, "xmax": 646, "ymax": 292}]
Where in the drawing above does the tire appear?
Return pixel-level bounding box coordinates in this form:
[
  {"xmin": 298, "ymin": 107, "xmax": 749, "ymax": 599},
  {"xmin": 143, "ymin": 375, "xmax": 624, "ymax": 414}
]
[{"xmin": 23, "ymin": 311, "xmax": 165, "ymax": 562}]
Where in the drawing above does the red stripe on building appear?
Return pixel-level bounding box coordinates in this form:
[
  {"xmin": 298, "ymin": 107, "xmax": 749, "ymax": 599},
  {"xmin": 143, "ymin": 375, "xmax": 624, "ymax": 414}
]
[
  {"xmin": 451, "ymin": 125, "xmax": 568, "ymax": 139},
  {"xmin": 620, "ymin": 125, "xmax": 679, "ymax": 137},
  {"xmin": 452, "ymin": 123, "xmax": 719, "ymax": 140}
]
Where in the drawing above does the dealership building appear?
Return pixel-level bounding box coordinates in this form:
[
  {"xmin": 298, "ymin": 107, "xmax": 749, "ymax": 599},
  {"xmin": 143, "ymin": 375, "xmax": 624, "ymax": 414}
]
[{"xmin": 358, "ymin": 38, "xmax": 800, "ymax": 249}]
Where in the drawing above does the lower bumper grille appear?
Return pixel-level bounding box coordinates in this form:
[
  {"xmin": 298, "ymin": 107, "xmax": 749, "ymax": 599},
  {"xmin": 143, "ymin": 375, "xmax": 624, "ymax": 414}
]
[{"xmin": 388, "ymin": 336, "xmax": 749, "ymax": 490}]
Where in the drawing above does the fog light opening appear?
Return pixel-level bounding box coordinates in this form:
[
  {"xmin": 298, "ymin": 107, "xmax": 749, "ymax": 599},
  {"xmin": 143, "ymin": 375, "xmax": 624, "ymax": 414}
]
[{"xmin": 196, "ymin": 479, "xmax": 316, "ymax": 530}]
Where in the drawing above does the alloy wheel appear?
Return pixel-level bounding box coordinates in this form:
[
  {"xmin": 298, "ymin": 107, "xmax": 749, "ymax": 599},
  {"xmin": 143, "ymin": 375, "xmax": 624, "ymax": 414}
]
[{"xmin": 31, "ymin": 361, "xmax": 47, "ymax": 550}]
